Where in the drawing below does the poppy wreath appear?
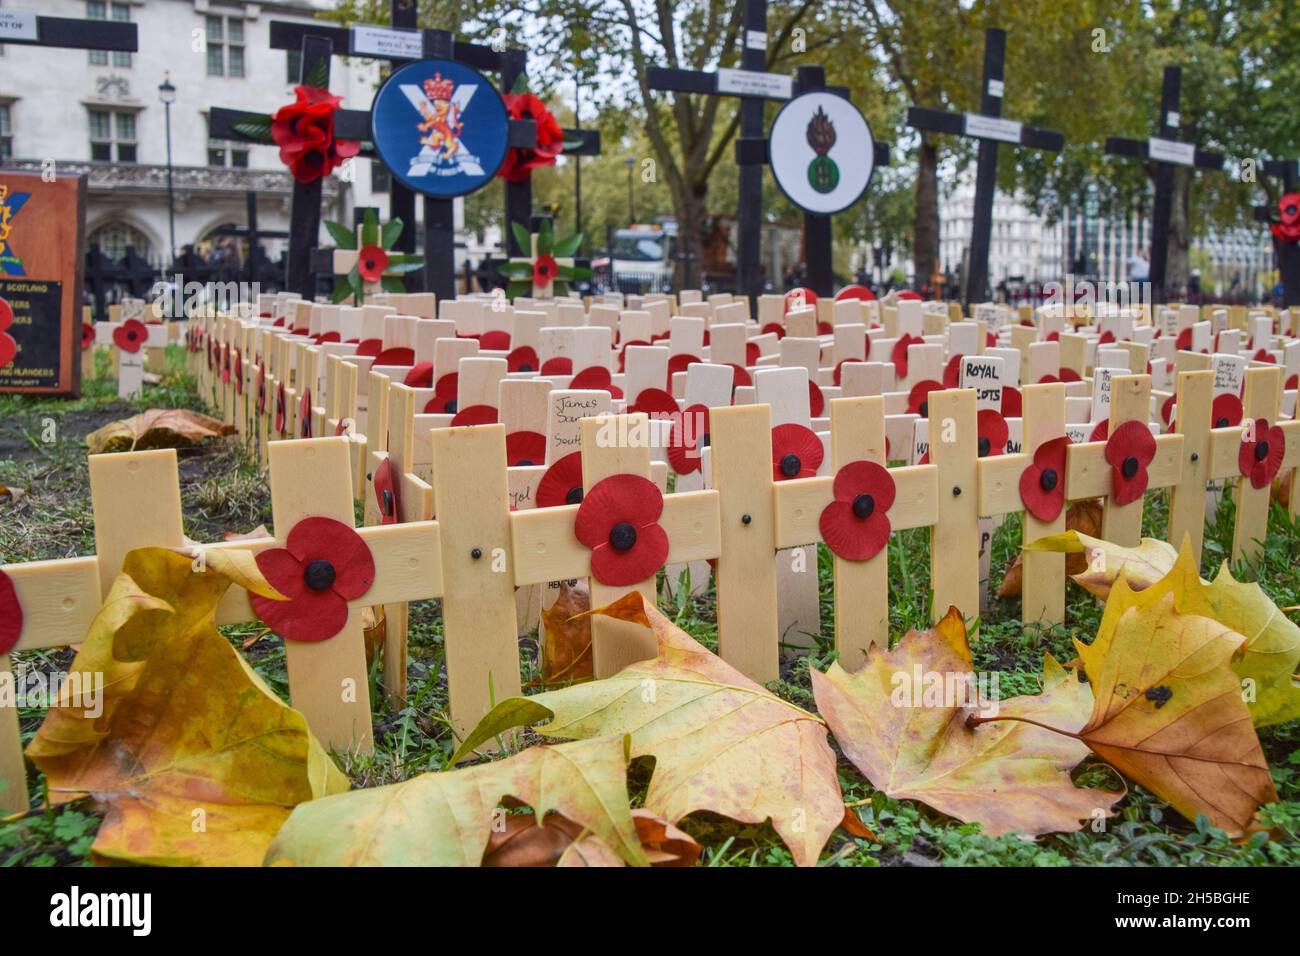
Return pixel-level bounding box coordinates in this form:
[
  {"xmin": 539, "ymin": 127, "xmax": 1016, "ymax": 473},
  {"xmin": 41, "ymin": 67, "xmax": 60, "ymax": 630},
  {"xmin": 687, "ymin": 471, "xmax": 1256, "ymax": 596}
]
[
  {"xmin": 497, "ymin": 219, "xmax": 592, "ymax": 301},
  {"xmin": 498, "ymin": 85, "xmax": 565, "ymax": 183},
  {"xmin": 537, "ymin": 451, "xmax": 585, "ymax": 508},
  {"xmin": 574, "ymin": 474, "xmax": 670, "ymax": 587},
  {"xmin": 1019, "ymin": 435, "xmax": 1071, "ymax": 522},
  {"xmin": 1238, "ymin": 418, "xmax": 1286, "ymax": 489},
  {"xmin": 1271, "ymin": 192, "xmax": 1300, "ymax": 244},
  {"xmin": 113, "ymin": 318, "xmax": 148, "ymax": 354},
  {"xmin": 667, "ymin": 403, "xmax": 710, "ymax": 475},
  {"xmin": 425, "ymin": 373, "xmax": 459, "ymax": 414},
  {"xmin": 819, "ymin": 461, "xmax": 895, "ymax": 561},
  {"xmin": 771, "ymin": 423, "xmax": 824, "ymax": 481},
  {"xmin": 261, "ymin": 84, "xmax": 360, "ymax": 184},
  {"xmin": 323, "ymin": 209, "xmax": 424, "ymax": 306},
  {"xmin": 251, "ymin": 517, "xmax": 375, "ymax": 643},
  {"xmin": 0, "ymin": 566, "xmax": 22, "ymax": 655},
  {"xmin": 505, "ymin": 430, "xmax": 547, "ymax": 467},
  {"xmin": 373, "ymin": 457, "xmax": 401, "ymax": 526},
  {"xmin": 891, "ymin": 333, "xmax": 924, "ymax": 378},
  {"xmin": 1104, "ymin": 420, "xmax": 1157, "ymax": 505}
]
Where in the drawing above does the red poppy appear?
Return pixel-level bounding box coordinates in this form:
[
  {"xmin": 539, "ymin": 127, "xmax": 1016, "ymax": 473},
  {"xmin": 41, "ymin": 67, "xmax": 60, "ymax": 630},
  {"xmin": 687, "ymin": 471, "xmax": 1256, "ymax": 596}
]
[
  {"xmin": 373, "ymin": 457, "xmax": 401, "ymax": 525},
  {"xmin": 315, "ymin": 331, "xmax": 342, "ymax": 345},
  {"xmin": 832, "ymin": 359, "xmax": 854, "ymax": 386},
  {"xmin": 257, "ymin": 366, "xmax": 267, "ymax": 414},
  {"xmin": 784, "ymin": 288, "xmax": 818, "ymax": 312},
  {"xmin": 404, "ymin": 361, "xmax": 434, "ymax": 387},
  {"xmin": 891, "ymin": 333, "xmax": 924, "ymax": 378},
  {"xmin": 480, "ymin": 330, "xmax": 512, "ymax": 351},
  {"xmin": 897, "ymin": 290, "xmax": 922, "ymax": 301},
  {"xmin": 942, "ymin": 353, "xmax": 963, "ymax": 388},
  {"xmin": 1287, "ymin": 373, "xmax": 1298, "ymax": 391},
  {"xmin": 299, "ymin": 388, "xmax": 314, "ymax": 438},
  {"xmin": 498, "ymin": 92, "xmax": 564, "ymax": 183},
  {"xmin": 729, "ymin": 364, "xmax": 753, "ymax": 389},
  {"xmin": 114, "ymin": 318, "xmax": 148, "ymax": 354},
  {"xmin": 0, "ymin": 567, "xmax": 22, "ymax": 654},
  {"xmin": 1058, "ymin": 367, "xmax": 1082, "ymax": 383},
  {"xmin": 570, "ymin": 365, "xmax": 624, "ymax": 399},
  {"xmin": 348, "ymin": 248, "xmax": 385, "ymax": 287},
  {"xmin": 541, "ymin": 356, "xmax": 572, "ymax": 375},
  {"xmin": 1253, "ymin": 348, "xmax": 1276, "ymax": 364},
  {"xmin": 574, "ymin": 474, "xmax": 669, "ymax": 586},
  {"xmin": 234, "ymin": 350, "xmax": 244, "ymax": 395},
  {"xmin": 506, "ymin": 430, "xmax": 547, "ymax": 466},
  {"xmin": 617, "ymin": 339, "xmax": 651, "ymax": 371},
  {"xmin": 816, "ymin": 321, "xmax": 833, "ymax": 336},
  {"xmin": 271, "ymin": 85, "xmax": 360, "ymax": 184},
  {"xmin": 1090, "ymin": 419, "xmax": 1109, "ymax": 442},
  {"xmin": 667, "ymin": 353, "xmax": 700, "ymax": 386},
  {"xmin": 907, "ymin": 380, "xmax": 942, "ymax": 417},
  {"xmin": 1046, "ymin": 331, "xmax": 1060, "ymax": 343},
  {"xmin": 1019, "ymin": 435, "xmax": 1071, "ymax": 521},
  {"xmin": 507, "ymin": 345, "xmax": 539, "ymax": 372},
  {"xmin": 1160, "ymin": 394, "xmax": 1176, "ymax": 429},
  {"xmin": 357, "ymin": 338, "xmax": 384, "ymax": 357},
  {"xmin": 1104, "ymin": 420, "xmax": 1157, "ymax": 505},
  {"xmin": 532, "ymin": 254, "xmax": 559, "ymax": 287},
  {"xmin": 1001, "ymin": 385, "xmax": 1022, "ymax": 417},
  {"xmin": 809, "ymin": 380, "xmax": 826, "ymax": 418},
  {"xmin": 1272, "ymin": 192, "xmax": 1300, "ymax": 243},
  {"xmin": 82, "ymin": 322, "xmax": 95, "ymax": 350},
  {"xmin": 425, "ymin": 372, "xmax": 459, "ymax": 414},
  {"xmin": 986, "ymin": 332, "xmax": 998, "ymax": 348},
  {"xmin": 977, "ymin": 409, "xmax": 1009, "ymax": 457},
  {"xmin": 834, "ymin": 284, "xmax": 875, "ymax": 302},
  {"xmin": 628, "ymin": 387, "xmax": 679, "ymax": 421},
  {"xmin": 667, "ymin": 403, "xmax": 710, "ymax": 475},
  {"xmin": 761, "ymin": 323, "xmax": 787, "ymax": 339},
  {"xmin": 251, "ymin": 517, "xmax": 375, "ymax": 642},
  {"xmin": 771, "ymin": 423, "xmax": 824, "ymax": 480},
  {"xmin": 1238, "ymin": 418, "xmax": 1286, "ymax": 488},
  {"xmin": 746, "ymin": 342, "xmax": 761, "ymax": 365},
  {"xmin": 537, "ymin": 451, "xmax": 585, "ymax": 508},
  {"xmin": 373, "ymin": 346, "xmax": 415, "ymax": 366},
  {"xmin": 451, "ymin": 404, "xmax": 498, "ymax": 426},
  {"xmin": 275, "ymin": 382, "xmax": 287, "ymax": 432},
  {"xmin": 1212, "ymin": 393, "xmax": 1244, "ymax": 428},
  {"xmin": 819, "ymin": 461, "xmax": 895, "ymax": 561},
  {"xmin": 1098, "ymin": 330, "xmax": 1116, "ymax": 345},
  {"xmin": 220, "ymin": 343, "xmax": 231, "ymax": 384}
]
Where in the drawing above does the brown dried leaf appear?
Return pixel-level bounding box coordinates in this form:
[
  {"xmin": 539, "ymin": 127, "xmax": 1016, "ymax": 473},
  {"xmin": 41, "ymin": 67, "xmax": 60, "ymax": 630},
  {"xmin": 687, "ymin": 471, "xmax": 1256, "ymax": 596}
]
[
  {"xmin": 86, "ymin": 408, "xmax": 236, "ymax": 454},
  {"xmin": 998, "ymin": 499, "xmax": 1101, "ymax": 597}
]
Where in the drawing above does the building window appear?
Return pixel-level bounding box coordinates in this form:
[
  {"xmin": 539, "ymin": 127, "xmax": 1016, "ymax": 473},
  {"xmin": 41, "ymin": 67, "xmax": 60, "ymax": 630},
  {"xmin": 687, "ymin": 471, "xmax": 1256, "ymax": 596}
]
[
  {"xmin": 206, "ymin": 15, "xmax": 246, "ymax": 77},
  {"xmin": 208, "ymin": 141, "xmax": 250, "ymax": 168},
  {"xmin": 89, "ymin": 109, "xmax": 137, "ymax": 163},
  {"xmin": 87, "ymin": 2, "xmax": 132, "ymax": 68},
  {"xmin": 371, "ymin": 159, "xmax": 391, "ymax": 193},
  {"xmin": 87, "ymin": 221, "xmax": 154, "ymax": 262},
  {"xmin": 0, "ymin": 104, "xmax": 11, "ymax": 161},
  {"xmin": 286, "ymin": 49, "xmax": 302, "ymax": 84}
]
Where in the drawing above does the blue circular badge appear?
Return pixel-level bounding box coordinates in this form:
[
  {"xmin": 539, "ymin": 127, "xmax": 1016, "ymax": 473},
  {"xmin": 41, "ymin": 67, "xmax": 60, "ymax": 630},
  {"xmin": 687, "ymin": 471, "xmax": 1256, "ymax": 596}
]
[{"xmin": 371, "ymin": 58, "xmax": 509, "ymax": 199}]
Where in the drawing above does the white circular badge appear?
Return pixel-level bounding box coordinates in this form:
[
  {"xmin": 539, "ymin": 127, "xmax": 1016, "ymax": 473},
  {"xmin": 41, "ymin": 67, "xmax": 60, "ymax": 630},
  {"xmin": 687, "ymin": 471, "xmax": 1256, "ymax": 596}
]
[{"xmin": 768, "ymin": 91, "xmax": 874, "ymax": 215}]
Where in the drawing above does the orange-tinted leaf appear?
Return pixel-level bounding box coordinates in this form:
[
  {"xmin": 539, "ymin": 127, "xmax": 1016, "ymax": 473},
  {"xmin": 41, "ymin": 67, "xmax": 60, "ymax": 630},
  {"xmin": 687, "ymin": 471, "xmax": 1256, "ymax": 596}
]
[{"xmin": 86, "ymin": 408, "xmax": 236, "ymax": 454}]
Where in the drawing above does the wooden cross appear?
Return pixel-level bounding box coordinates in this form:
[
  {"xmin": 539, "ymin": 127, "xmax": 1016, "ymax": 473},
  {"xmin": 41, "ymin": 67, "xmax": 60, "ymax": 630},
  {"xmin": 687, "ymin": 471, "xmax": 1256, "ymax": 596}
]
[
  {"xmin": 93, "ymin": 317, "xmax": 168, "ymax": 400},
  {"xmin": 1105, "ymin": 66, "xmax": 1225, "ymax": 304},
  {"xmin": 907, "ymin": 28, "xmax": 1064, "ymax": 306},
  {"xmin": 1252, "ymin": 159, "xmax": 1300, "ymax": 308},
  {"xmin": 0, "ymin": 11, "xmax": 135, "ymax": 53}
]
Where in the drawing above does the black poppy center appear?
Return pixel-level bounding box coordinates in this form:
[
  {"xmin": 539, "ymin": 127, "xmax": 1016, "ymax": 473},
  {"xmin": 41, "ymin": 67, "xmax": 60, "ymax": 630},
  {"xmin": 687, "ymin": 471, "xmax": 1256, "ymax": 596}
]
[
  {"xmin": 852, "ymin": 493, "xmax": 875, "ymax": 520},
  {"xmin": 445, "ymin": 399, "xmax": 458, "ymax": 413},
  {"xmin": 381, "ymin": 488, "xmax": 394, "ymax": 516},
  {"xmin": 1121, "ymin": 455, "xmax": 1139, "ymax": 479},
  {"xmin": 1255, "ymin": 440, "xmax": 1270, "ymax": 461},
  {"xmin": 609, "ymin": 522, "xmax": 637, "ymax": 552},
  {"xmin": 565, "ymin": 485, "xmax": 583, "ymax": 505},
  {"xmin": 303, "ymin": 559, "xmax": 336, "ymax": 592},
  {"xmin": 1039, "ymin": 468, "xmax": 1059, "ymax": 492},
  {"xmin": 517, "ymin": 458, "xmax": 535, "ymax": 467},
  {"xmin": 700, "ymin": 432, "xmax": 711, "ymax": 448},
  {"xmin": 978, "ymin": 436, "xmax": 991, "ymax": 457},
  {"xmin": 127, "ymin": 330, "xmax": 138, "ymax": 342},
  {"xmin": 918, "ymin": 400, "xmax": 929, "ymax": 418},
  {"xmin": 780, "ymin": 453, "xmax": 802, "ymax": 478},
  {"xmin": 1216, "ymin": 417, "xmax": 1230, "ymax": 428},
  {"xmin": 519, "ymin": 363, "xmax": 534, "ymax": 372}
]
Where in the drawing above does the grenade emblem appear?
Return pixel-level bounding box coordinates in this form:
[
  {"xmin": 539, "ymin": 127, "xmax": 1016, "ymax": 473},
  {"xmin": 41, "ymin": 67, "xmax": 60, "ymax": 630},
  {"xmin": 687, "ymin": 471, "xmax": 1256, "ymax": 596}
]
[{"xmin": 806, "ymin": 107, "xmax": 839, "ymax": 194}]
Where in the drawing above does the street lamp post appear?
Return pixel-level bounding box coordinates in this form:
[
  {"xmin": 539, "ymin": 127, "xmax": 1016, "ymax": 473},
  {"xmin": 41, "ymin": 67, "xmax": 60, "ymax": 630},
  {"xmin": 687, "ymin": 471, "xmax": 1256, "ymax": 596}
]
[{"xmin": 158, "ymin": 73, "xmax": 177, "ymax": 268}]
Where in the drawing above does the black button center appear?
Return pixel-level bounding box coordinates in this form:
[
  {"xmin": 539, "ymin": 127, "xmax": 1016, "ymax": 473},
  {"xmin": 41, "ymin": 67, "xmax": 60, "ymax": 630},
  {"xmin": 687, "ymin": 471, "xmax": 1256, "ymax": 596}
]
[
  {"xmin": 303, "ymin": 559, "xmax": 336, "ymax": 592},
  {"xmin": 780, "ymin": 453, "xmax": 801, "ymax": 477},
  {"xmin": 609, "ymin": 522, "xmax": 637, "ymax": 552},
  {"xmin": 445, "ymin": 399, "xmax": 457, "ymax": 413},
  {"xmin": 565, "ymin": 486, "xmax": 583, "ymax": 505},
  {"xmin": 852, "ymin": 493, "xmax": 875, "ymax": 519},
  {"xmin": 1216, "ymin": 417, "xmax": 1230, "ymax": 428},
  {"xmin": 1121, "ymin": 455, "xmax": 1139, "ymax": 479},
  {"xmin": 978, "ymin": 436, "xmax": 991, "ymax": 457},
  {"xmin": 1256, "ymin": 440, "xmax": 1270, "ymax": 461},
  {"xmin": 918, "ymin": 401, "xmax": 929, "ymax": 418},
  {"xmin": 1039, "ymin": 468, "xmax": 1058, "ymax": 492}
]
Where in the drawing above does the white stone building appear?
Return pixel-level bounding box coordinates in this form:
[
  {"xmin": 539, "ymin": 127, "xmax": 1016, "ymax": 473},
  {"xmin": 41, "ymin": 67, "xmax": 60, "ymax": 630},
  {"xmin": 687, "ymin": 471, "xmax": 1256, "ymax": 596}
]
[{"xmin": 0, "ymin": 0, "xmax": 397, "ymax": 272}]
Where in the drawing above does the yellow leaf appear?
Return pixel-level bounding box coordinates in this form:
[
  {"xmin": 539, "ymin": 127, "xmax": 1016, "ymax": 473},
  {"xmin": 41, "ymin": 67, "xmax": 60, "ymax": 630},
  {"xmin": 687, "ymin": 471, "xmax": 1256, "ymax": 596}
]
[
  {"xmin": 813, "ymin": 608, "xmax": 1117, "ymax": 836},
  {"xmin": 452, "ymin": 591, "xmax": 844, "ymax": 867},
  {"xmin": 265, "ymin": 735, "xmax": 646, "ymax": 867},
  {"xmin": 1024, "ymin": 530, "xmax": 1178, "ymax": 599},
  {"xmin": 1077, "ymin": 593, "xmax": 1277, "ymax": 837},
  {"xmin": 85, "ymin": 408, "xmax": 236, "ymax": 454},
  {"xmin": 26, "ymin": 547, "xmax": 347, "ymax": 866}
]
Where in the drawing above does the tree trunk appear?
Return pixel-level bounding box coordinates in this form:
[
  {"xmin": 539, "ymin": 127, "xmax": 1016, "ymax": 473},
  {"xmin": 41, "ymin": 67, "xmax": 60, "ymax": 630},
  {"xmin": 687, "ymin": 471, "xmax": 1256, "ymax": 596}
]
[
  {"xmin": 1166, "ymin": 166, "xmax": 1192, "ymax": 297},
  {"xmin": 672, "ymin": 178, "xmax": 709, "ymax": 291},
  {"xmin": 913, "ymin": 138, "xmax": 939, "ymax": 291}
]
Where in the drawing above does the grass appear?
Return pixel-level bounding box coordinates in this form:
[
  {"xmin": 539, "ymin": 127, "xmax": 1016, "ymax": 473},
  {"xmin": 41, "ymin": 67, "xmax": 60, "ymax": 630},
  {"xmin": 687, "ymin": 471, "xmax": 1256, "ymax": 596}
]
[{"xmin": 1, "ymin": 347, "xmax": 1297, "ymax": 866}]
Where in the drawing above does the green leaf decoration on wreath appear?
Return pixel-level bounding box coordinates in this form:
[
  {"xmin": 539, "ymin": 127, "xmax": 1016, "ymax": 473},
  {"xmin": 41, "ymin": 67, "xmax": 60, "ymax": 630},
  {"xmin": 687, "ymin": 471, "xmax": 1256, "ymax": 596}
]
[
  {"xmin": 323, "ymin": 212, "xmax": 424, "ymax": 306},
  {"xmin": 231, "ymin": 118, "xmax": 274, "ymax": 144},
  {"xmin": 498, "ymin": 219, "xmax": 591, "ymax": 302}
]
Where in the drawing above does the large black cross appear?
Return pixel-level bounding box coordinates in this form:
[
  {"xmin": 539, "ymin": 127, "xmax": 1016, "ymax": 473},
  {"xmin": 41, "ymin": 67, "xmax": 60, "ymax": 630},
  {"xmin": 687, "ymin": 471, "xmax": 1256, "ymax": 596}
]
[
  {"xmin": 211, "ymin": 192, "xmax": 290, "ymax": 287},
  {"xmin": 907, "ymin": 28, "xmax": 1064, "ymax": 307},
  {"xmin": 1252, "ymin": 159, "xmax": 1299, "ymax": 307},
  {"xmin": 647, "ymin": 0, "xmax": 792, "ymax": 298},
  {"xmin": 1106, "ymin": 66, "xmax": 1224, "ymax": 305},
  {"xmin": 0, "ymin": 12, "xmax": 135, "ymax": 52}
]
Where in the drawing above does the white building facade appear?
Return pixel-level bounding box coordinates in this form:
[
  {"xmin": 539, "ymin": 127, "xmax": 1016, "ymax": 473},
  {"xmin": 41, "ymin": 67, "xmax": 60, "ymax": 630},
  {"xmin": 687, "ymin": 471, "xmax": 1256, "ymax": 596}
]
[{"xmin": 0, "ymin": 0, "xmax": 402, "ymax": 272}]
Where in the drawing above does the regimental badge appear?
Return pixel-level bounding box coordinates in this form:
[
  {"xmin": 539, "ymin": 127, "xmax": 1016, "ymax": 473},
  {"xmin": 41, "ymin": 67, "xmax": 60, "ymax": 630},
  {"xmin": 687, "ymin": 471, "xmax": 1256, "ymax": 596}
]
[{"xmin": 805, "ymin": 107, "xmax": 839, "ymax": 194}]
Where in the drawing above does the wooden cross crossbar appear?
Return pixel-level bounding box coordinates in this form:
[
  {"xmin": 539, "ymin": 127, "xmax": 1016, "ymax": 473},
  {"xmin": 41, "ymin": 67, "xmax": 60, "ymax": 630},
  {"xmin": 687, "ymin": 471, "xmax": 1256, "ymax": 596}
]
[
  {"xmin": 0, "ymin": 14, "xmax": 137, "ymax": 50},
  {"xmin": 905, "ymin": 28, "xmax": 1064, "ymax": 306}
]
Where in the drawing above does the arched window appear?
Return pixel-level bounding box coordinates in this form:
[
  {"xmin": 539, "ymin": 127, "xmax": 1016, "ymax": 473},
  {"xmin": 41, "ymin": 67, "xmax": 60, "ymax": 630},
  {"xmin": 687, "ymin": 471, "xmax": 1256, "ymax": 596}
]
[{"xmin": 88, "ymin": 222, "xmax": 154, "ymax": 261}]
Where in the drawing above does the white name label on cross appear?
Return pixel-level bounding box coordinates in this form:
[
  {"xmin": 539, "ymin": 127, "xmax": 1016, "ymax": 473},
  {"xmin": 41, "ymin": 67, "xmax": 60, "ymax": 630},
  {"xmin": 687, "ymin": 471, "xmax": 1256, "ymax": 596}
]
[
  {"xmin": 716, "ymin": 68, "xmax": 793, "ymax": 99},
  {"xmin": 963, "ymin": 114, "xmax": 1023, "ymax": 143},
  {"xmin": 1148, "ymin": 137, "xmax": 1196, "ymax": 166}
]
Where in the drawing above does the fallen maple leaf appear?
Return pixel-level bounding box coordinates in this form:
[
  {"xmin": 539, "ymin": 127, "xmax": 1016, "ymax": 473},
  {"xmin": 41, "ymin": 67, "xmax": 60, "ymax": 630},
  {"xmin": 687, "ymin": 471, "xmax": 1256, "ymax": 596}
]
[
  {"xmin": 480, "ymin": 807, "xmax": 700, "ymax": 867},
  {"xmin": 25, "ymin": 547, "xmax": 344, "ymax": 866},
  {"xmin": 536, "ymin": 579, "xmax": 593, "ymax": 685},
  {"xmin": 85, "ymin": 408, "xmax": 235, "ymax": 454},
  {"xmin": 813, "ymin": 607, "xmax": 1117, "ymax": 837},
  {"xmin": 452, "ymin": 591, "xmax": 845, "ymax": 867},
  {"xmin": 1067, "ymin": 592, "xmax": 1277, "ymax": 837},
  {"xmin": 265, "ymin": 735, "xmax": 647, "ymax": 867},
  {"xmin": 1023, "ymin": 528, "xmax": 1178, "ymax": 600},
  {"xmin": 1078, "ymin": 537, "xmax": 1300, "ymax": 728},
  {"xmin": 998, "ymin": 500, "xmax": 1101, "ymax": 597}
]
